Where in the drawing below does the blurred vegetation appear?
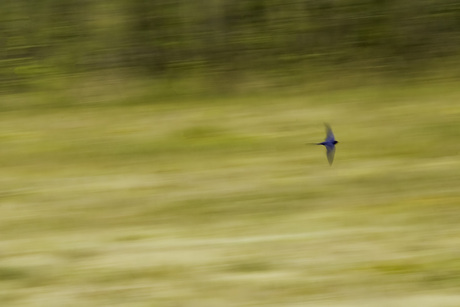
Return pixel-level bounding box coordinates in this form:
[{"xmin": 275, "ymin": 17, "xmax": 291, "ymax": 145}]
[
  {"xmin": 0, "ymin": 84, "xmax": 459, "ymax": 306},
  {"xmin": 1, "ymin": 0, "xmax": 460, "ymax": 95},
  {"xmin": 1, "ymin": 2, "xmax": 460, "ymax": 306}
]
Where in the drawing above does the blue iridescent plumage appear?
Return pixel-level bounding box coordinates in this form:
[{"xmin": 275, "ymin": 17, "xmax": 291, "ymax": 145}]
[{"xmin": 317, "ymin": 124, "xmax": 339, "ymax": 165}]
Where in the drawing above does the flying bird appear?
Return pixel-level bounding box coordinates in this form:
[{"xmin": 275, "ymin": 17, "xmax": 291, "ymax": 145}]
[{"xmin": 316, "ymin": 124, "xmax": 339, "ymax": 165}]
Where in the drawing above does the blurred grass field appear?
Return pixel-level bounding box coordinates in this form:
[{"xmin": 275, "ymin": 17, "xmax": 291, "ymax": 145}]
[{"xmin": 0, "ymin": 80, "xmax": 459, "ymax": 306}]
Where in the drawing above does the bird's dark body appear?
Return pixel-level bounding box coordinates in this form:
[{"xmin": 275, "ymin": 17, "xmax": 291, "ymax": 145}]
[{"xmin": 317, "ymin": 141, "xmax": 338, "ymax": 146}]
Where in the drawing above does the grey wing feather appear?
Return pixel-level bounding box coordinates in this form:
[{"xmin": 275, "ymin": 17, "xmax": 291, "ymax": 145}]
[
  {"xmin": 325, "ymin": 144, "xmax": 335, "ymax": 165},
  {"xmin": 324, "ymin": 123, "xmax": 335, "ymax": 142}
]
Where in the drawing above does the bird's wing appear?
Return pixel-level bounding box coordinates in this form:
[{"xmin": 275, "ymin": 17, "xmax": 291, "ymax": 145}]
[
  {"xmin": 325, "ymin": 144, "xmax": 336, "ymax": 165},
  {"xmin": 324, "ymin": 123, "xmax": 335, "ymax": 142}
]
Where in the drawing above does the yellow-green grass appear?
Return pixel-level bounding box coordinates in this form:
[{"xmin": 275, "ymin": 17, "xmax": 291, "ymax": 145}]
[{"xmin": 0, "ymin": 81, "xmax": 459, "ymax": 306}]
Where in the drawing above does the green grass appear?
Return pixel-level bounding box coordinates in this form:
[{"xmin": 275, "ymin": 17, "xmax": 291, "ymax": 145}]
[{"xmin": 0, "ymin": 80, "xmax": 459, "ymax": 306}]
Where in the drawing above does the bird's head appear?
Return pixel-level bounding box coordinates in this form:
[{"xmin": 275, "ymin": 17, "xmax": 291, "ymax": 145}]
[{"xmin": 333, "ymin": 141, "xmax": 338, "ymax": 144}]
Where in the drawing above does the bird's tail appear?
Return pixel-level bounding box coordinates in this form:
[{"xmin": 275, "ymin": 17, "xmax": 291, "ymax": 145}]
[{"xmin": 306, "ymin": 143, "xmax": 323, "ymax": 145}]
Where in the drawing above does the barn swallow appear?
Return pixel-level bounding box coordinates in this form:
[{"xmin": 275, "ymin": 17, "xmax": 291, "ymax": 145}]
[{"xmin": 316, "ymin": 124, "xmax": 338, "ymax": 165}]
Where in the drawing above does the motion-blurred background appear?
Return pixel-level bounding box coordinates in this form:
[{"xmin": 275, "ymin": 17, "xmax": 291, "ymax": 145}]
[
  {"xmin": 3, "ymin": 1, "xmax": 460, "ymax": 95},
  {"xmin": 0, "ymin": 1, "xmax": 459, "ymax": 306}
]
